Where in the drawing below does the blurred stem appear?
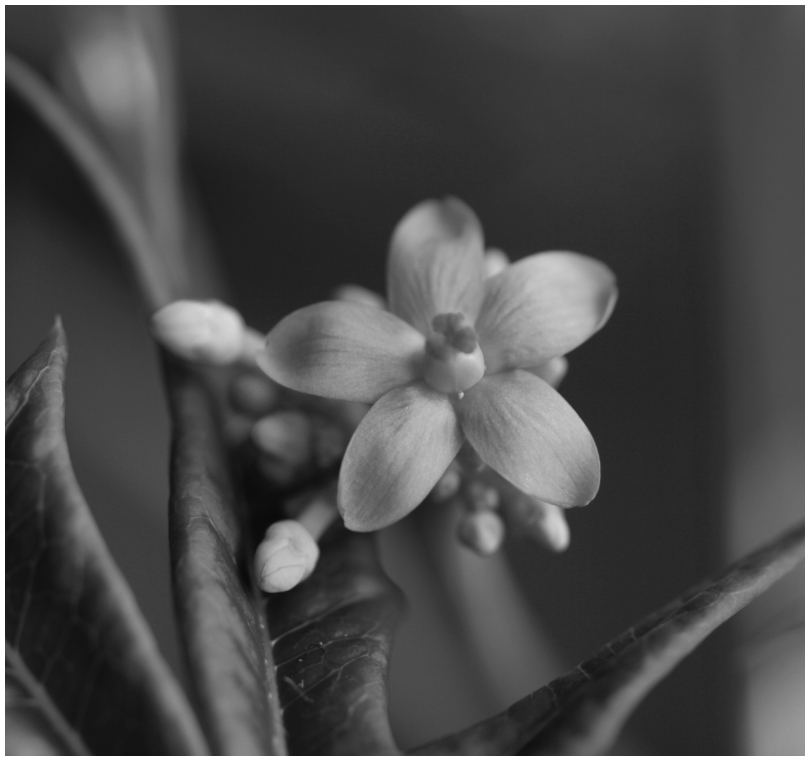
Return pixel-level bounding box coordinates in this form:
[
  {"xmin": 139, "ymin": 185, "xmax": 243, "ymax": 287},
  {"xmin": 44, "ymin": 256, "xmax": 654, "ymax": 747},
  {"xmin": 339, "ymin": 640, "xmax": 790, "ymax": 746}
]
[{"xmin": 6, "ymin": 52, "xmax": 177, "ymax": 312}]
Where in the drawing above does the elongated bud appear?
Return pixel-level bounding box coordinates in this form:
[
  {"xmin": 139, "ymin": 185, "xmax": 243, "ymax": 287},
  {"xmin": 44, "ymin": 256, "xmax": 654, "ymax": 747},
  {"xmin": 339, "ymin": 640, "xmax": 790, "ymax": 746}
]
[
  {"xmin": 254, "ymin": 520, "xmax": 319, "ymax": 593},
  {"xmin": 503, "ymin": 493, "xmax": 570, "ymax": 552},
  {"xmin": 523, "ymin": 500, "xmax": 570, "ymax": 552},
  {"xmin": 151, "ymin": 300, "xmax": 245, "ymax": 364},
  {"xmin": 457, "ymin": 510, "xmax": 505, "ymax": 556}
]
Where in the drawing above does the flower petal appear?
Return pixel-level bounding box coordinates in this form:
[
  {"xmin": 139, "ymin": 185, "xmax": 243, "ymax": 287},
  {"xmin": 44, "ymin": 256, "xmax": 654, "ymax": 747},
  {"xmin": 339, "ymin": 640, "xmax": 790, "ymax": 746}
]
[
  {"xmin": 258, "ymin": 301, "xmax": 425, "ymax": 403},
  {"xmin": 387, "ymin": 197, "xmax": 486, "ymax": 335},
  {"xmin": 457, "ymin": 370, "xmax": 599, "ymax": 507},
  {"xmin": 338, "ymin": 382, "xmax": 463, "ymax": 531},
  {"xmin": 476, "ymin": 252, "xmax": 617, "ymax": 373}
]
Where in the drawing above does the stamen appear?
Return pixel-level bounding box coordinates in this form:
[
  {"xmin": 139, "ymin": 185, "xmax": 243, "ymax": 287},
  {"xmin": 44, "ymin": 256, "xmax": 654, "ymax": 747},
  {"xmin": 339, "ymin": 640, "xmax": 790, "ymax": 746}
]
[
  {"xmin": 430, "ymin": 312, "xmax": 479, "ymax": 355},
  {"xmin": 422, "ymin": 312, "xmax": 486, "ymax": 394}
]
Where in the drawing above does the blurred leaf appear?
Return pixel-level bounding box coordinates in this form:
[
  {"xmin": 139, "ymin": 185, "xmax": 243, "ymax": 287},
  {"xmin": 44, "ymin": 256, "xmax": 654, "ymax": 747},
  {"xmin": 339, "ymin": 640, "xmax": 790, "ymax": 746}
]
[
  {"xmin": 412, "ymin": 522, "xmax": 804, "ymax": 755},
  {"xmin": 56, "ymin": 7, "xmax": 222, "ymax": 300},
  {"xmin": 267, "ymin": 525, "xmax": 406, "ymax": 755},
  {"xmin": 6, "ymin": 52, "xmax": 176, "ymax": 310},
  {"xmin": 165, "ymin": 359, "xmax": 285, "ymax": 755},
  {"xmin": 5, "ymin": 319, "xmax": 208, "ymax": 755}
]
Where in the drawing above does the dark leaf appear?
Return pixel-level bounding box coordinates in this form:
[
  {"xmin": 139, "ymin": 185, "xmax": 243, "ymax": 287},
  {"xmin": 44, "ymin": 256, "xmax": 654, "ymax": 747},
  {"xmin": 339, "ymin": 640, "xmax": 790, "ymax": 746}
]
[
  {"xmin": 165, "ymin": 359, "xmax": 285, "ymax": 754},
  {"xmin": 5, "ymin": 319, "xmax": 208, "ymax": 755},
  {"xmin": 267, "ymin": 524, "xmax": 406, "ymax": 755},
  {"xmin": 166, "ymin": 357, "xmax": 407, "ymax": 755},
  {"xmin": 413, "ymin": 522, "xmax": 804, "ymax": 755}
]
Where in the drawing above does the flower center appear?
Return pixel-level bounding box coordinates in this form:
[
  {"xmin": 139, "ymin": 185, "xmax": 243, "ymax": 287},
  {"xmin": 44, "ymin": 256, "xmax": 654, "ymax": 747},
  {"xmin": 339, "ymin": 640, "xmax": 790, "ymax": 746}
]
[{"xmin": 423, "ymin": 313, "xmax": 486, "ymax": 394}]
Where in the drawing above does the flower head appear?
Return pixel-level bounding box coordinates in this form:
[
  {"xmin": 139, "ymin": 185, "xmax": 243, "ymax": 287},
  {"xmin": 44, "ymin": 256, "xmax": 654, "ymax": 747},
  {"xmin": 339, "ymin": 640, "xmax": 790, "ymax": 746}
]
[{"xmin": 258, "ymin": 198, "xmax": 617, "ymax": 531}]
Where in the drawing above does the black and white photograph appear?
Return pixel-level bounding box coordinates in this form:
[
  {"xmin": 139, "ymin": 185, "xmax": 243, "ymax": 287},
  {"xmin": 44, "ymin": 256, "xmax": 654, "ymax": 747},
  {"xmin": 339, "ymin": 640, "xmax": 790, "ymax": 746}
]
[{"xmin": 6, "ymin": 5, "xmax": 804, "ymax": 755}]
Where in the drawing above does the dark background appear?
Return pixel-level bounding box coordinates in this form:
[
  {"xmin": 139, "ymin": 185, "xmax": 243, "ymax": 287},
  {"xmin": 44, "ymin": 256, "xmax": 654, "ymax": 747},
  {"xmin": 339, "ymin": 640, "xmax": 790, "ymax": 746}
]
[{"xmin": 7, "ymin": 7, "xmax": 803, "ymax": 754}]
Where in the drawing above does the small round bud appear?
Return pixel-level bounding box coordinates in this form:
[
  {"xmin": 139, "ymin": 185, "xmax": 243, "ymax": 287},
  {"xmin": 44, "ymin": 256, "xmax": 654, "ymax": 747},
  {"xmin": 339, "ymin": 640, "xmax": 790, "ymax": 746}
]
[
  {"xmin": 484, "ymin": 248, "xmax": 510, "ymax": 278},
  {"xmin": 151, "ymin": 300, "xmax": 245, "ymax": 364},
  {"xmin": 431, "ymin": 465, "xmax": 461, "ymax": 502},
  {"xmin": 332, "ymin": 284, "xmax": 387, "ymax": 310},
  {"xmin": 255, "ymin": 520, "xmax": 319, "ymax": 593},
  {"xmin": 457, "ymin": 510, "xmax": 505, "ymax": 556},
  {"xmin": 467, "ymin": 480, "xmax": 500, "ymax": 512},
  {"xmin": 251, "ymin": 411, "xmax": 312, "ymax": 465},
  {"xmin": 527, "ymin": 357, "xmax": 569, "ymax": 389},
  {"xmin": 229, "ymin": 373, "xmax": 279, "ymax": 416}
]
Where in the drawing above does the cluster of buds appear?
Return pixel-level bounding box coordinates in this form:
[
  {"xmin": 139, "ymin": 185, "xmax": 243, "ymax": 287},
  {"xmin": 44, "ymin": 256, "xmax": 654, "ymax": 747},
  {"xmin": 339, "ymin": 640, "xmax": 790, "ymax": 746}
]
[
  {"xmin": 430, "ymin": 442, "xmax": 570, "ymax": 557},
  {"xmin": 151, "ymin": 243, "xmax": 582, "ymax": 593}
]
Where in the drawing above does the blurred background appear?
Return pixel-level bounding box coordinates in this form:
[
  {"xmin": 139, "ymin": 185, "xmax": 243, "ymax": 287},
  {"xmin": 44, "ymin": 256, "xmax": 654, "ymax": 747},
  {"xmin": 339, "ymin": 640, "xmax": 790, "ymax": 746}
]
[{"xmin": 6, "ymin": 7, "xmax": 803, "ymax": 754}]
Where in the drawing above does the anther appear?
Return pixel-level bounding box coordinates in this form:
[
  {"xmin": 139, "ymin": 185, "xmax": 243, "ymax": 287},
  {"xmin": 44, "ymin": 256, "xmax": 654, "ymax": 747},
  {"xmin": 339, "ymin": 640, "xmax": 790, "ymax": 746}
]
[{"xmin": 423, "ymin": 312, "xmax": 486, "ymax": 394}]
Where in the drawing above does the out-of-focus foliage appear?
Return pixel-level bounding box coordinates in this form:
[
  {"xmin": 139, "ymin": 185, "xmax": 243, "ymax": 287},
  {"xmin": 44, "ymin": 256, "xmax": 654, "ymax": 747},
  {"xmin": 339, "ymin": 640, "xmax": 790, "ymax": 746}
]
[{"xmin": 6, "ymin": 321, "xmax": 803, "ymax": 754}]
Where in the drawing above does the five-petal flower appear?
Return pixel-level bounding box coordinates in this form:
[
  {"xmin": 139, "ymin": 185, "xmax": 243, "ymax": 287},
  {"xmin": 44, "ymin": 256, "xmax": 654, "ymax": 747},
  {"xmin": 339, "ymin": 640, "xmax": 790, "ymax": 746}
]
[{"xmin": 258, "ymin": 198, "xmax": 617, "ymax": 531}]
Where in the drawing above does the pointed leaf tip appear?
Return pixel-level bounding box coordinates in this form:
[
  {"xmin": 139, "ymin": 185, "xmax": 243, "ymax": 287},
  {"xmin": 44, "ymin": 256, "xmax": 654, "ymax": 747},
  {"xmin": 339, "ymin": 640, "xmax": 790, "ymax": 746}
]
[{"xmin": 6, "ymin": 326, "xmax": 209, "ymax": 755}]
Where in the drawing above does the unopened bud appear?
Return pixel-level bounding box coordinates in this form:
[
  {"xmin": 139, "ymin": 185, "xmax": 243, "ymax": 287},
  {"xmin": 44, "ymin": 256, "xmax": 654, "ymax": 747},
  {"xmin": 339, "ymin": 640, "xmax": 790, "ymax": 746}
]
[
  {"xmin": 332, "ymin": 284, "xmax": 387, "ymax": 310},
  {"xmin": 229, "ymin": 373, "xmax": 279, "ymax": 416},
  {"xmin": 505, "ymin": 494, "xmax": 571, "ymax": 552},
  {"xmin": 527, "ymin": 356, "xmax": 569, "ymax": 389},
  {"xmin": 151, "ymin": 300, "xmax": 245, "ymax": 364},
  {"xmin": 523, "ymin": 500, "xmax": 570, "ymax": 552},
  {"xmin": 431, "ymin": 464, "xmax": 461, "ymax": 502},
  {"xmin": 484, "ymin": 248, "xmax": 510, "ymax": 278},
  {"xmin": 255, "ymin": 520, "xmax": 319, "ymax": 593},
  {"xmin": 457, "ymin": 510, "xmax": 505, "ymax": 556},
  {"xmin": 251, "ymin": 411, "xmax": 312, "ymax": 465},
  {"xmin": 467, "ymin": 480, "xmax": 500, "ymax": 512}
]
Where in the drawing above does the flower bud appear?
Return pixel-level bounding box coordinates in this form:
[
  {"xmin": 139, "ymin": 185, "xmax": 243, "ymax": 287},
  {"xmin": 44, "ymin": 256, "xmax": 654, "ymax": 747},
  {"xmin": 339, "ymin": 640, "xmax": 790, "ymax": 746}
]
[
  {"xmin": 251, "ymin": 411, "xmax": 312, "ymax": 465},
  {"xmin": 431, "ymin": 464, "xmax": 461, "ymax": 502},
  {"xmin": 457, "ymin": 510, "xmax": 505, "ymax": 556},
  {"xmin": 527, "ymin": 356, "xmax": 569, "ymax": 389},
  {"xmin": 467, "ymin": 480, "xmax": 500, "ymax": 512},
  {"xmin": 523, "ymin": 500, "xmax": 570, "ymax": 552},
  {"xmin": 151, "ymin": 300, "xmax": 245, "ymax": 364},
  {"xmin": 229, "ymin": 373, "xmax": 279, "ymax": 416},
  {"xmin": 484, "ymin": 248, "xmax": 510, "ymax": 278},
  {"xmin": 332, "ymin": 284, "xmax": 387, "ymax": 310},
  {"xmin": 255, "ymin": 520, "xmax": 319, "ymax": 593}
]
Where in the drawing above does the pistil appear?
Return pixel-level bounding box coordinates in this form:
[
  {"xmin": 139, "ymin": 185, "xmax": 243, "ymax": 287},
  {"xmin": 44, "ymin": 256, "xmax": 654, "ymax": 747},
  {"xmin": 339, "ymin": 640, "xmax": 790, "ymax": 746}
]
[{"xmin": 423, "ymin": 312, "xmax": 486, "ymax": 394}]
